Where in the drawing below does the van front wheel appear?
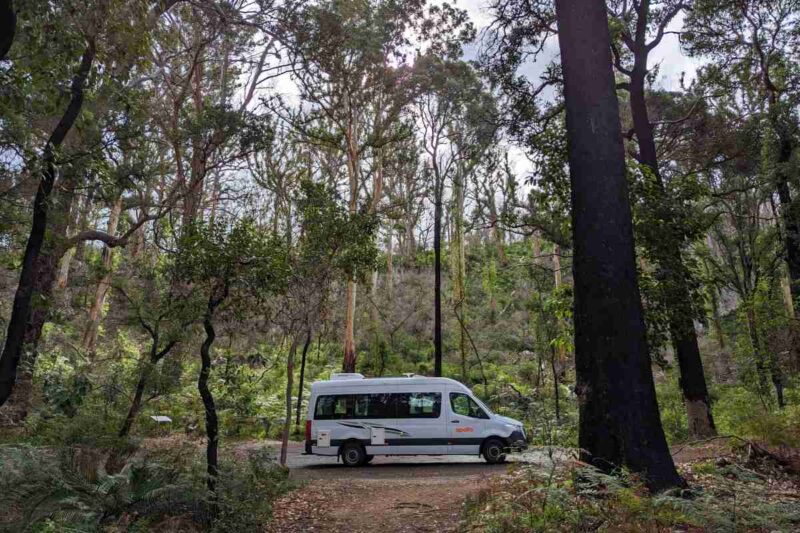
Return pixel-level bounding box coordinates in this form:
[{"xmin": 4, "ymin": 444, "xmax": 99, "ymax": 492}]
[
  {"xmin": 341, "ymin": 442, "xmax": 366, "ymax": 466},
  {"xmin": 482, "ymin": 438, "xmax": 507, "ymax": 464}
]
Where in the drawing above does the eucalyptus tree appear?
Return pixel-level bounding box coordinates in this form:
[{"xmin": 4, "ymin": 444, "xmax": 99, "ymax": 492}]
[
  {"xmin": 0, "ymin": 0, "xmax": 183, "ymax": 415},
  {"xmin": 176, "ymin": 218, "xmax": 289, "ymax": 496},
  {"xmin": 693, "ymin": 102, "xmax": 790, "ymax": 407},
  {"xmin": 554, "ymin": 0, "xmax": 682, "ymax": 491},
  {"xmin": 604, "ymin": 0, "xmax": 717, "ymax": 438},
  {"xmin": 280, "ymin": 0, "xmax": 472, "ymax": 372},
  {"xmin": 275, "ymin": 181, "xmax": 378, "ymax": 465},
  {"xmin": 414, "ymin": 55, "xmax": 496, "ymax": 378},
  {"xmin": 702, "ymin": 164, "xmax": 787, "ymax": 407},
  {"xmin": 279, "ymin": 0, "xmax": 419, "ymax": 372},
  {"xmin": 148, "ymin": 1, "xmax": 278, "ymax": 232},
  {"xmin": 685, "ymin": 0, "xmax": 800, "ymax": 313}
]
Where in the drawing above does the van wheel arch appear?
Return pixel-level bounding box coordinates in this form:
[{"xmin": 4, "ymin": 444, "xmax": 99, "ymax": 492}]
[
  {"xmin": 339, "ymin": 439, "xmax": 367, "ymax": 466},
  {"xmin": 481, "ymin": 436, "xmax": 508, "ymax": 464}
]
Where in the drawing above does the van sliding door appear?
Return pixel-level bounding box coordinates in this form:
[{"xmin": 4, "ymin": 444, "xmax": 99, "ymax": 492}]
[{"xmin": 377, "ymin": 391, "xmax": 446, "ymax": 455}]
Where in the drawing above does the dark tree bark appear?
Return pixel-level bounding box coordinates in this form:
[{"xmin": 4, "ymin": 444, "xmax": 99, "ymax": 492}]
[
  {"xmin": 611, "ymin": 0, "xmax": 716, "ymax": 439},
  {"xmin": 433, "ymin": 174, "xmax": 443, "ymax": 377},
  {"xmin": 118, "ymin": 339, "xmax": 178, "ymax": 438},
  {"xmin": 0, "ymin": 40, "xmax": 95, "ymax": 409},
  {"xmin": 0, "ymin": 0, "xmax": 14, "ymax": 61},
  {"xmin": 295, "ymin": 329, "xmax": 312, "ymax": 427},
  {"xmin": 550, "ymin": 345, "xmax": 560, "ymax": 424},
  {"xmin": 628, "ymin": 73, "xmax": 716, "ymax": 439},
  {"xmin": 554, "ymin": 0, "xmax": 683, "ymax": 492},
  {"xmin": 200, "ymin": 293, "xmax": 223, "ymax": 496},
  {"xmin": 774, "ymin": 135, "xmax": 800, "ymax": 314},
  {"xmin": 281, "ymin": 335, "xmax": 300, "ymax": 466}
]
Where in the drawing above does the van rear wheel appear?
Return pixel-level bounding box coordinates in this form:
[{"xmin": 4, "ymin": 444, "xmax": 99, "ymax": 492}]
[
  {"xmin": 341, "ymin": 442, "xmax": 366, "ymax": 466},
  {"xmin": 482, "ymin": 438, "xmax": 507, "ymax": 464}
]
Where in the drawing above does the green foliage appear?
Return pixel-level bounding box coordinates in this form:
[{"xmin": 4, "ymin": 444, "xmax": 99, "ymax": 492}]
[
  {"xmin": 211, "ymin": 447, "xmax": 295, "ymax": 531},
  {"xmin": 296, "ymin": 180, "xmax": 379, "ymax": 283},
  {"xmin": 713, "ymin": 385, "xmax": 800, "ymax": 446},
  {"xmin": 177, "ymin": 218, "xmax": 290, "ymax": 303},
  {"xmin": 0, "ymin": 444, "xmax": 201, "ymax": 531},
  {"xmin": 0, "ymin": 443, "xmax": 294, "ymax": 532},
  {"xmin": 465, "ymin": 462, "xmax": 800, "ymax": 533},
  {"xmin": 628, "ymin": 161, "xmax": 709, "ymax": 358},
  {"xmin": 655, "ymin": 375, "xmax": 690, "ymax": 444},
  {"xmin": 464, "ymin": 466, "xmax": 690, "ymax": 533}
]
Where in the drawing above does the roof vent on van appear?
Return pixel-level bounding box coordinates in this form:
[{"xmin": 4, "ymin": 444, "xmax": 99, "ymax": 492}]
[{"xmin": 330, "ymin": 373, "xmax": 365, "ymax": 380}]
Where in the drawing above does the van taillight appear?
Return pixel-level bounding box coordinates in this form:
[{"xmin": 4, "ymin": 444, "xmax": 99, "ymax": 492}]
[{"xmin": 305, "ymin": 420, "xmax": 311, "ymax": 441}]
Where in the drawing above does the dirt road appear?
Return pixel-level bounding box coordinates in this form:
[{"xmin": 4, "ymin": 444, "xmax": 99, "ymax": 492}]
[{"xmin": 265, "ymin": 441, "xmax": 561, "ymax": 533}]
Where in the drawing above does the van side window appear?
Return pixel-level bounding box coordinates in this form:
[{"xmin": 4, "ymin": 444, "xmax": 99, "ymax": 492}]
[
  {"xmin": 315, "ymin": 392, "xmax": 441, "ymax": 419},
  {"xmin": 314, "ymin": 395, "xmax": 353, "ymax": 420},
  {"xmin": 450, "ymin": 393, "xmax": 489, "ymax": 419},
  {"xmin": 354, "ymin": 393, "xmax": 394, "ymax": 418},
  {"xmin": 395, "ymin": 392, "xmax": 441, "ymax": 418}
]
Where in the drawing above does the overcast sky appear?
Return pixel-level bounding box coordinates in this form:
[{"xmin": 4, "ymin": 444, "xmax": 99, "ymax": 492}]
[
  {"xmin": 269, "ymin": 1, "xmax": 704, "ymax": 181},
  {"xmin": 456, "ymin": 0, "xmax": 702, "ymax": 177}
]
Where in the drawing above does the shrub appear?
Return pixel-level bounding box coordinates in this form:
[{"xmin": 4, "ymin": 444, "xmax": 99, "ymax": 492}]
[
  {"xmin": 211, "ymin": 447, "xmax": 295, "ymax": 531},
  {"xmin": 714, "ymin": 385, "xmax": 800, "ymax": 446}
]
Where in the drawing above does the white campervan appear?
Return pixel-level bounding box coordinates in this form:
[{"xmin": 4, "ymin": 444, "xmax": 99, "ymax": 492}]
[{"xmin": 303, "ymin": 373, "xmax": 527, "ymax": 466}]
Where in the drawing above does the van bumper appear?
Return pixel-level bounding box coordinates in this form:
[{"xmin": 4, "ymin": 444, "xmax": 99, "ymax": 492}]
[{"xmin": 508, "ymin": 430, "xmax": 528, "ymax": 451}]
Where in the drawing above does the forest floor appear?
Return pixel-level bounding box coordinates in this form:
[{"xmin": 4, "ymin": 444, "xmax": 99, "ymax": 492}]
[
  {"xmin": 263, "ymin": 441, "xmax": 566, "ymax": 533},
  {"xmin": 261, "ymin": 438, "xmax": 800, "ymax": 533}
]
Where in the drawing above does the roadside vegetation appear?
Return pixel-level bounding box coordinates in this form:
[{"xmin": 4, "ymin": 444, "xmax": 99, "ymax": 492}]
[{"xmin": 2, "ymin": 0, "xmax": 800, "ymax": 531}]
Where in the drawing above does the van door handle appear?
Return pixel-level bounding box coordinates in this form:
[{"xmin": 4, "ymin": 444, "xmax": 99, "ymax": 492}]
[{"xmin": 451, "ymin": 420, "xmax": 460, "ymax": 423}]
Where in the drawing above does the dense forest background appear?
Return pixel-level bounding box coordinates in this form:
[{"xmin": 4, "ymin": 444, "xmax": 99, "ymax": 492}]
[{"xmin": 1, "ymin": 0, "xmax": 800, "ymax": 531}]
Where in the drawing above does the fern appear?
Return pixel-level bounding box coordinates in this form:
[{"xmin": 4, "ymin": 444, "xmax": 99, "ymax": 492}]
[{"xmin": 0, "ymin": 444, "xmax": 204, "ymax": 531}]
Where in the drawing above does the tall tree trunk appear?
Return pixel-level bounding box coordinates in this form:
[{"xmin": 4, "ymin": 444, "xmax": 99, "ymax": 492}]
[
  {"xmin": 200, "ymin": 300, "xmax": 220, "ymax": 496},
  {"xmin": 433, "ymin": 175, "xmax": 443, "ymax": 377},
  {"xmin": 628, "ymin": 61, "xmax": 716, "ymax": 438},
  {"xmin": 342, "ymin": 280, "xmax": 358, "ymax": 372},
  {"xmin": 780, "ymin": 272, "xmax": 795, "ymax": 318},
  {"xmin": 81, "ymin": 195, "xmax": 123, "ymax": 352},
  {"xmin": 281, "ymin": 335, "xmax": 301, "ymax": 466},
  {"xmin": 370, "ymin": 269, "xmax": 379, "ymax": 335},
  {"xmin": 386, "ymin": 227, "xmax": 394, "ymax": 300},
  {"xmin": 0, "ymin": 0, "xmax": 14, "ymax": 61},
  {"xmin": 550, "ymin": 345, "xmax": 560, "ymax": 423},
  {"xmin": 552, "ymin": 244, "xmax": 567, "ymax": 378},
  {"xmin": 452, "ymin": 173, "xmax": 467, "ymax": 380},
  {"xmin": 342, "ymin": 115, "xmax": 361, "ymax": 373},
  {"xmin": 0, "ymin": 41, "xmax": 95, "ymax": 410},
  {"xmin": 745, "ymin": 304, "xmax": 771, "ymax": 402},
  {"xmin": 295, "ymin": 330, "xmax": 312, "ymax": 427},
  {"xmin": 73, "ymin": 186, "xmax": 96, "ymax": 265},
  {"xmin": 554, "ymin": 0, "xmax": 682, "ymax": 491},
  {"xmin": 56, "ymin": 188, "xmax": 90, "ymax": 289},
  {"xmin": 183, "ymin": 16, "xmax": 206, "ymax": 229},
  {"xmin": 773, "ymin": 133, "xmax": 800, "ymax": 313}
]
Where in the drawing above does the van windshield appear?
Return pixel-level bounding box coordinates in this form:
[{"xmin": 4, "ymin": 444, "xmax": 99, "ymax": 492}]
[
  {"xmin": 450, "ymin": 393, "xmax": 490, "ymax": 419},
  {"xmin": 472, "ymin": 396, "xmax": 493, "ymax": 416}
]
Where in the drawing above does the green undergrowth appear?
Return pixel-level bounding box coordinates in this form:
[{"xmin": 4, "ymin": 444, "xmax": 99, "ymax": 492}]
[
  {"xmin": 463, "ymin": 454, "xmax": 800, "ymax": 532},
  {"xmin": 0, "ymin": 442, "xmax": 295, "ymax": 532},
  {"xmin": 656, "ymin": 376, "xmax": 800, "ymax": 447}
]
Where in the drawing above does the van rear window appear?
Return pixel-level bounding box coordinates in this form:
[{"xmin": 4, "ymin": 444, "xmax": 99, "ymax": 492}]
[{"xmin": 314, "ymin": 392, "xmax": 441, "ymax": 420}]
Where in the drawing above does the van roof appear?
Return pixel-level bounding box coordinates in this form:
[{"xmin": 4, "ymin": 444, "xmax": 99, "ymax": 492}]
[{"xmin": 310, "ymin": 375, "xmax": 471, "ymax": 392}]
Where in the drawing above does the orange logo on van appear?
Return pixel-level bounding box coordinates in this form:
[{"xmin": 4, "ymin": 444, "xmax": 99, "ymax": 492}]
[{"xmin": 455, "ymin": 427, "xmax": 474, "ymax": 433}]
